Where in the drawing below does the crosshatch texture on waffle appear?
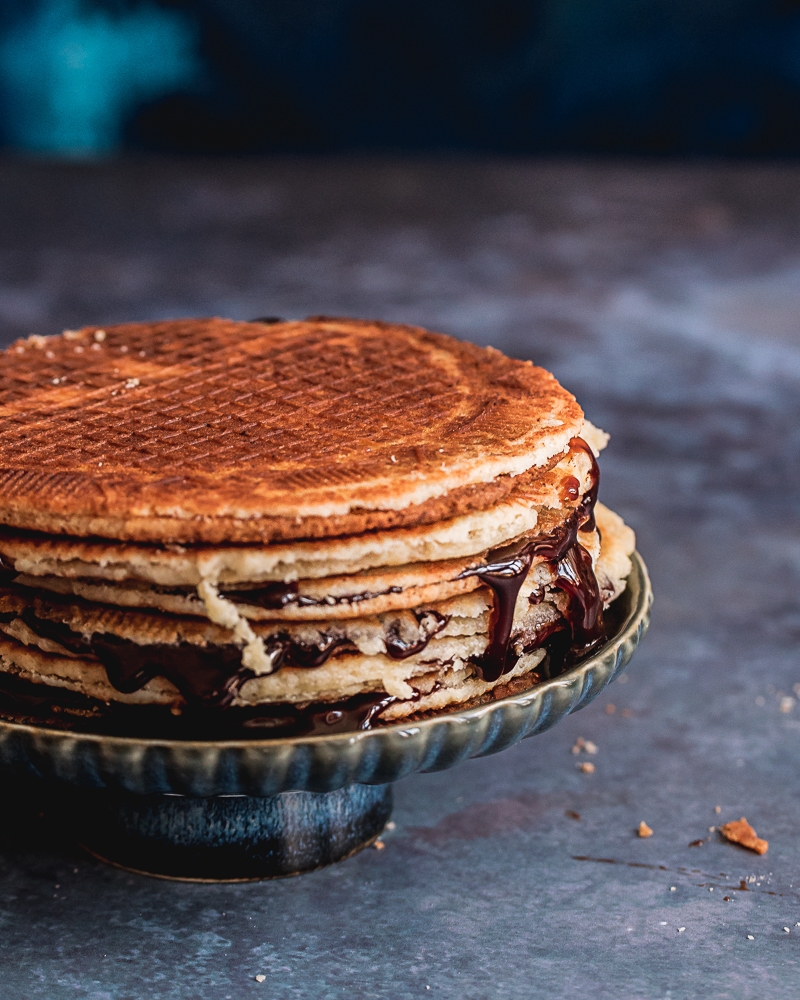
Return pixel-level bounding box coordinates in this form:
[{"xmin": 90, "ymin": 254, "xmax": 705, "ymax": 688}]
[{"xmin": 0, "ymin": 317, "xmax": 583, "ymax": 542}]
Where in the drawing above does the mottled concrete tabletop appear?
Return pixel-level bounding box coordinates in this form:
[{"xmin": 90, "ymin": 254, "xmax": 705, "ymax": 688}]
[{"xmin": 1, "ymin": 159, "xmax": 799, "ymax": 999}]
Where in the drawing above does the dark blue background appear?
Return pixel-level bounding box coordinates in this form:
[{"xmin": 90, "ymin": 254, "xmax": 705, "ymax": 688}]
[{"xmin": 3, "ymin": 0, "xmax": 800, "ymax": 155}]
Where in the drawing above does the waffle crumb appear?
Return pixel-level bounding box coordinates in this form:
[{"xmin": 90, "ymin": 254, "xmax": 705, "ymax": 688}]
[
  {"xmin": 719, "ymin": 817, "xmax": 768, "ymax": 855},
  {"xmin": 578, "ymin": 762, "xmax": 595, "ymax": 774},
  {"xmin": 255, "ymin": 974, "xmax": 266, "ymax": 983},
  {"xmin": 638, "ymin": 821, "xmax": 653, "ymax": 838},
  {"xmin": 373, "ymin": 840, "xmax": 386, "ymax": 850}
]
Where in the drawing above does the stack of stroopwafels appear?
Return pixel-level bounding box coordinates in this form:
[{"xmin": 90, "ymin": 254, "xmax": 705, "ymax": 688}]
[{"xmin": 0, "ymin": 317, "xmax": 634, "ymax": 737}]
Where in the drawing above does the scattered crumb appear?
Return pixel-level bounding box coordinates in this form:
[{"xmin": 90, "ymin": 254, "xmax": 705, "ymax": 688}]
[
  {"xmin": 638, "ymin": 821, "xmax": 653, "ymax": 838},
  {"xmin": 660, "ymin": 921, "xmax": 667, "ymax": 925},
  {"xmin": 714, "ymin": 806, "xmax": 722, "ymax": 814},
  {"xmin": 255, "ymin": 974, "xmax": 266, "ymax": 983},
  {"xmin": 670, "ymin": 886, "xmax": 676, "ymax": 891},
  {"xmin": 621, "ymin": 708, "xmax": 633, "ymax": 718},
  {"xmin": 605, "ymin": 704, "xmax": 616, "ymax": 714},
  {"xmin": 747, "ymin": 935, "xmax": 754, "ymax": 941},
  {"xmin": 780, "ymin": 696, "xmax": 795, "ymax": 714},
  {"xmin": 385, "ymin": 821, "xmax": 396, "ymax": 831},
  {"xmin": 719, "ymin": 817, "xmax": 769, "ymax": 855},
  {"xmin": 373, "ymin": 840, "xmax": 385, "ymax": 851},
  {"xmin": 565, "ymin": 809, "xmax": 581, "ymax": 821},
  {"xmin": 723, "ymin": 896, "xmax": 731, "ymax": 901},
  {"xmin": 578, "ymin": 762, "xmax": 595, "ymax": 774},
  {"xmin": 688, "ymin": 839, "xmax": 705, "ymax": 847},
  {"xmin": 584, "ymin": 740, "xmax": 598, "ymax": 755},
  {"xmin": 709, "ymin": 887, "xmax": 714, "ymax": 892},
  {"xmin": 784, "ymin": 927, "xmax": 791, "ymax": 933},
  {"xmin": 571, "ymin": 737, "xmax": 597, "ymax": 755},
  {"xmin": 677, "ymin": 927, "xmax": 685, "ymax": 933},
  {"xmin": 709, "ymin": 826, "xmax": 716, "ymax": 833},
  {"xmin": 125, "ymin": 378, "xmax": 140, "ymax": 389}
]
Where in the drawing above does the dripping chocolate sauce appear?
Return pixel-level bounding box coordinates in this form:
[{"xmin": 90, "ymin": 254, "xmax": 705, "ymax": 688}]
[
  {"xmin": 570, "ymin": 435, "xmax": 600, "ymax": 533},
  {"xmin": 0, "ymin": 669, "xmax": 397, "ymax": 740},
  {"xmin": 9, "ymin": 606, "xmax": 448, "ymax": 712},
  {"xmin": 0, "ymin": 439, "xmax": 605, "ymax": 734},
  {"xmin": 465, "ymin": 436, "xmax": 603, "ymax": 682}
]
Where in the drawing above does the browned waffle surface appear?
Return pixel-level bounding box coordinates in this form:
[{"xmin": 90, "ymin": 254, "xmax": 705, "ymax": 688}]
[{"xmin": 0, "ymin": 317, "xmax": 582, "ymax": 542}]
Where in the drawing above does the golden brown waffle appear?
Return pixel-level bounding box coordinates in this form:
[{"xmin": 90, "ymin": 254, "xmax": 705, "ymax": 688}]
[{"xmin": 0, "ymin": 317, "xmax": 583, "ymax": 543}]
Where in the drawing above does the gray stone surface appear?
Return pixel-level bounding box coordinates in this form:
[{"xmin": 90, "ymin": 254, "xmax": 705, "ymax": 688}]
[{"xmin": 1, "ymin": 159, "xmax": 799, "ymax": 998}]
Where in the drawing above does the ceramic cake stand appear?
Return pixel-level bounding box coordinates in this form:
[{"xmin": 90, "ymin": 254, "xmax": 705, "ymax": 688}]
[{"xmin": 0, "ymin": 553, "xmax": 651, "ymax": 881}]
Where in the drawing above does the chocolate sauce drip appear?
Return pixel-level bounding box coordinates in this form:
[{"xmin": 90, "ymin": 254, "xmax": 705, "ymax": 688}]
[
  {"xmin": 9, "ymin": 606, "xmax": 445, "ymax": 708},
  {"xmin": 277, "ymin": 634, "xmax": 351, "ymax": 668},
  {"xmin": 227, "ymin": 581, "xmax": 298, "ymax": 609},
  {"xmin": 473, "ymin": 545, "xmax": 536, "ymax": 682},
  {"xmin": 0, "ymin": 670, "xmax": 396, "ymax": 740},
  {"xmin": 384, "ymin": 611, "xmax": 448, "ymax": 659},
  {"xmin": 19, "ymin": 606, "xmax": 257, "ymax": 708},
  {"xmin": 465, "ymin": 435, "xmax": 604, "ymax": 682},
  {"xmin": 91, "ymin": 635, "xmax": 253, "ymax": 708},
  {"xmin": 225, "ymin": 581, "xmax": 404, "ymax": 610},
  {"xmin": 555, "ymin": 543, "xmax": 603, "ymax": 647},
  {"xmin": 569, "ymin": 436, "xmax": 600, "ymax": 533},
  {"xmin": 467, "ymin": 511, "xmax": 582, "ymax": 682}
]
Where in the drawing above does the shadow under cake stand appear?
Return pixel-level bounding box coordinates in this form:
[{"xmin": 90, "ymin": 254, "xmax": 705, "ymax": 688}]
[{"xmin": 0, "ymin": 552, "xmax": 651, "ymax": 881}]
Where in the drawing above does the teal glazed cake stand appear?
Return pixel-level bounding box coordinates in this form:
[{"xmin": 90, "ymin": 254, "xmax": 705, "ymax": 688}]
[{"xmin": 0, "ymin": 553, "xmax": 651, "ymax": 882}]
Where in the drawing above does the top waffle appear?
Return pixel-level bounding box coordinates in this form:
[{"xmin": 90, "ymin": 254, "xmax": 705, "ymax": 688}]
[{"xmin": 0, "ymin": 317, "xmax": 584, "ymax": 543}]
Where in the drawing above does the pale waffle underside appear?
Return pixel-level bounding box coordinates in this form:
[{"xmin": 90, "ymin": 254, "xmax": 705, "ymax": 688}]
[{"xmin": 0, "ymin": 317, "xmax": 584, "ymax": 542}]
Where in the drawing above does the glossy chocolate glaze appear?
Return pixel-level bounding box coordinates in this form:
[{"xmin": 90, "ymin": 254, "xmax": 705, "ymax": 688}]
[
  {"xmin": 225, "ymin": 581, "xmax": 404, "ymax": 610},
  {"xmin": 384, "ymin": 611, "xmax": 448, "ymax": 659},
  {"xmin": 569, "ymin": 436, "xmax": 600, "ymax": 533},
  {"xmin": 0, "ymin": 669, "xmax": 397, "ymax": 739},
  {"xmin": 8, "ymin": 605, "xmax": 447, "ymax": 710},
  {"xmin": 464, "ymin": 438, "xmax": 604, "ymax": 681}
]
